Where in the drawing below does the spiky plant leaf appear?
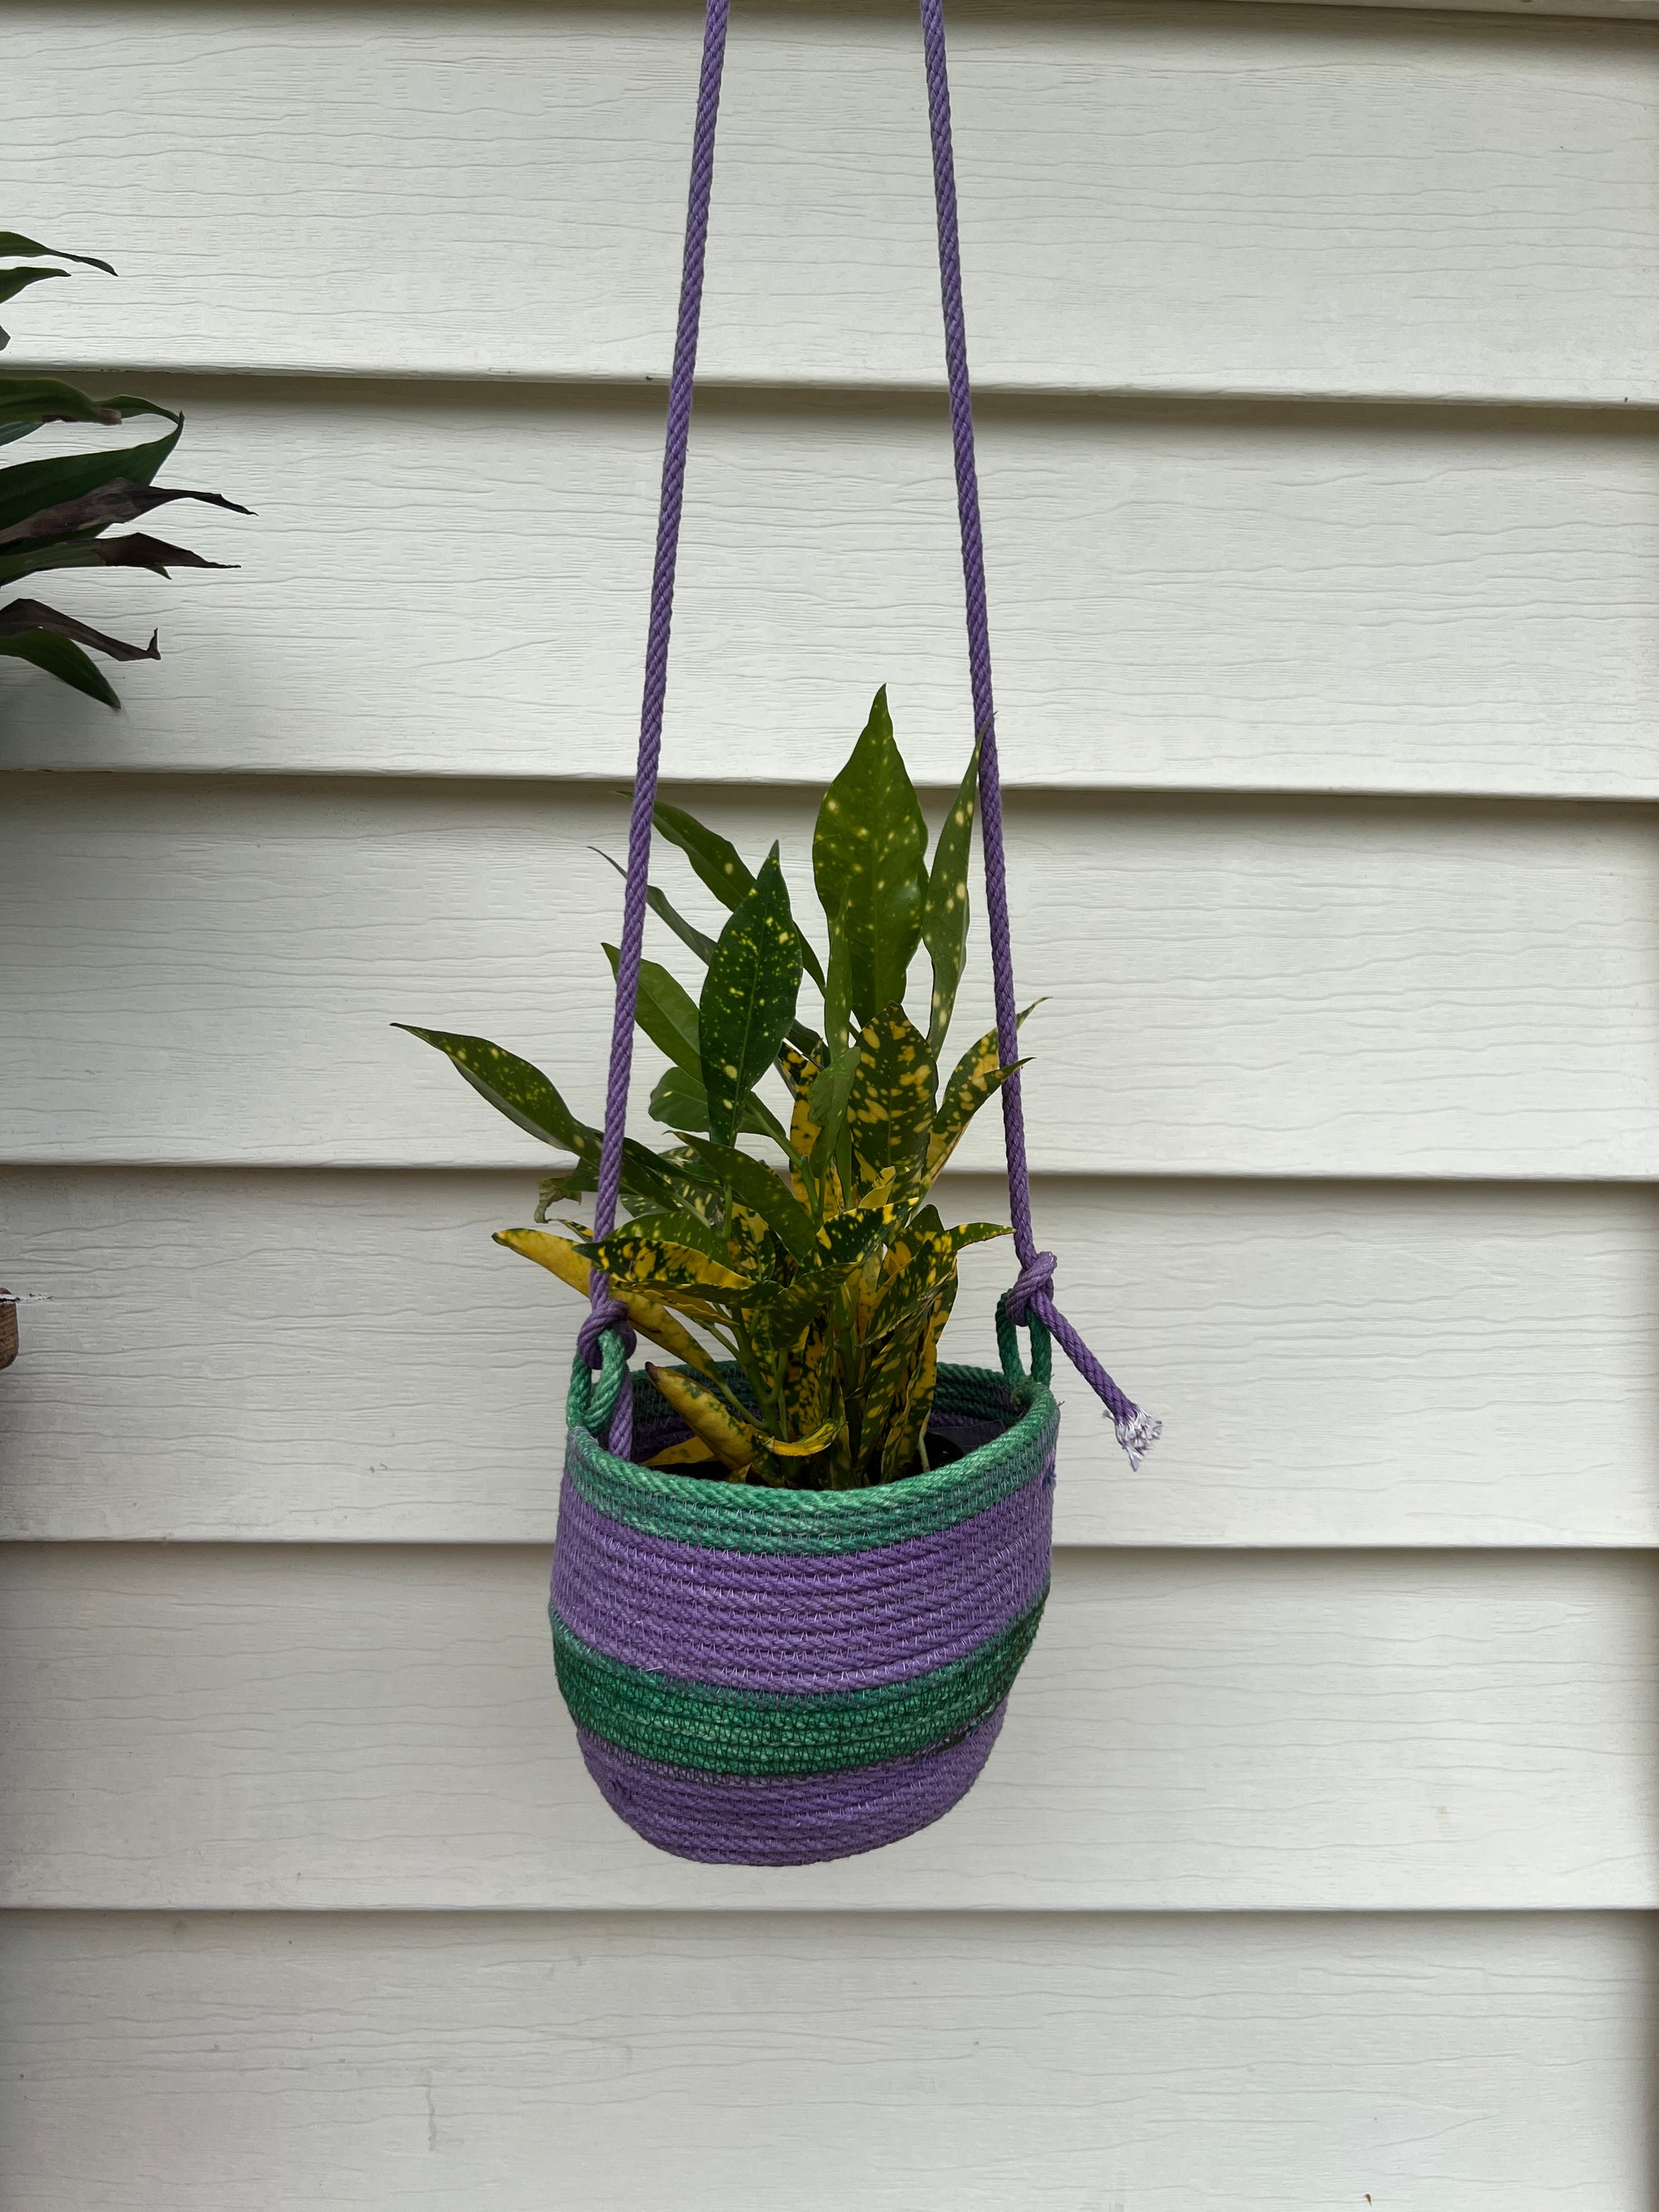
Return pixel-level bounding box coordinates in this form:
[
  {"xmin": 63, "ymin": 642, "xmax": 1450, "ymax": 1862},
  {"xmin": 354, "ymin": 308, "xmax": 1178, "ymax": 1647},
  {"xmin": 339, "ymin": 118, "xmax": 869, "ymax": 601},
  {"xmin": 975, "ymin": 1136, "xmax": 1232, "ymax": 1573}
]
[
  {"xmin": 396, "ymin": 1026, "xmax": 600, "ymax": 1163},
  {"xmin": 0, "ymin": 413, "xmax": 182, "ymax": 534},
  {"xmin": 669, "ymin": 1135, "xmax": 818, "ymax": 1262},
  {"xmin": 604, "ymin": 945, "xmax": 701, "ymax": 1076},
  {"xmin": 847, "ymin": 1004, "xmax": 937, "ymax": 1216},
  {"xmin": 882, "ymin": 1276, "xmax": 958, "ymax": 1480},
  {"xmin": 646, "ymin": 1363, "xmax": 762, "ymax": 1476},
  {"xmin": 0, "ymin": 625, "xmax": 124, "ymax": 704},
  {"xmin": 698, "ymin": 846, "xmax": 803, "ymax": 1148},
  {"xmin": 654, "ymin": 799, "xmax": 827, "ymax": 990},
  {"xmin": 647, "ymin": 1067, "xmax": 790, "ymax": 1149},
  {"xmin": 493, "ymin": 1227, "xmax": 721, "ymax": 1378},
  {"xmin": 812, "ymin": 687, "xmax": 928, "ymax": 1024},
  {"xmin": 926, "ymin": 1025, "xmax": 1028, "ymax": 1185},
  {"xmin": 0, "ymin": 231, "xmax": 116, "ymax": 274},
  {"xmin": 921, "ymin": 740, "xmax": 979, "ymax": 1056},
  {"xmin": 644, "ymin": 1437, "xmax": 720, "ymax": 1470}
]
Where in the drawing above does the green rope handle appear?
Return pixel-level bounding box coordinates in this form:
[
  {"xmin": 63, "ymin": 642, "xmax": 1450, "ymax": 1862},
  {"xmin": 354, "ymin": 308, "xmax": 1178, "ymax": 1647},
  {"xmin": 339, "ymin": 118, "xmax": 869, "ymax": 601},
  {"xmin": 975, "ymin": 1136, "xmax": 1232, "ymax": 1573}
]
[
  {"xmin": 569, "ymin": 1331, "xmax": 630, "ymax": 1441},
  {"xmin": 995, "ymin": 1291, "xmax": 1053, "ymax": 1392}
]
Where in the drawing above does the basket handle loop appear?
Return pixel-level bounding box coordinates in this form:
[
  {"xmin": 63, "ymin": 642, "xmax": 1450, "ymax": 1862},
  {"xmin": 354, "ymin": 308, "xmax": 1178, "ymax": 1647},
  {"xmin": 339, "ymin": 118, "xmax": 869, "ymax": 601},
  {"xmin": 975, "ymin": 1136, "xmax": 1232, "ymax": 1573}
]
[
  {"xmin": 995, "ymin": 1291, "xmax": 1053, "ymax": 1392},
  {"xmin": 568, "ymin": 1330, "xmax": 630, "ymax": 1443}
]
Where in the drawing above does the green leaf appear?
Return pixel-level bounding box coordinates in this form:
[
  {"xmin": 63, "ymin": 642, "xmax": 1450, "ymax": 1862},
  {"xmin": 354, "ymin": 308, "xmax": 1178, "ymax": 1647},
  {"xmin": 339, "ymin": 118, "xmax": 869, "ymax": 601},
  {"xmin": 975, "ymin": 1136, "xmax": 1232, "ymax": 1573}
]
[
  {"xmin": 0, "ymin": 530, "xmax": 234, "ymax": 590},
  {"xmin": 813, "ymin": 687, "xmax": 928, "ymax": 1025},
  {"xmin": 648, "ymin": 1066, "xmax": 789, "ymax": 1150},
  {"xmin": 0, "ymin": 472, "xmax": 251, "ymax": 546},
  {"xmin": 744, "ymin": 1269, "xmax": 850, "ymax": 1356},
  {"xmin": 927, "ymin": 1023, "xmax": 1028, "ymax": 1184},
  {"xmin": 0, "ymin": 232, "xmax": 117, "ymax": 275},
  {"xmin": 593, "ymin": 850, "xmax": 721, "ymax": 964},
  {"xmin": 0, "ymin": 627, "xmax": 119, "ymax": 706},
  {"xmin": 805, "ymin": 1039, "xmax": 860, "ymax": 1175},
  {"xmin": 669, "ymin": 1135, "xmax": 819, "ymax": 1262},
  {"xmin": 698, "ymin": 845, "xmax": 804, "ymax": 1148},
  {"xmin": 654, "ymin": 798, "xmax": 828, "ymax": 992},
  {"xmin": 394, "ymin": 1026, "xmax": 600, "ymax": 1161},
  {"xmin": 0, "ymin": 376, "xmax": 124, "ymax": 437},
  {"xmin": 603, "ymin": 946, "xmax": 701, "ymax": 1077},
  {"xmin": 534, "ymin": 1169, "xmax": 590, "ymax": 1219},
  {"xmin": 847, "ymin": 1004, "xmax": 937, "ymax": 1213},
  {"xmin": 922, "ymin": 739, "xmax": 979, "ymax": 1056},
  {"xmin": 0, "ymin": 268, "xmax": 66, "ymax": 312},
  {"xmin": 882, "ymin": 1276, "xmax": 959, "ymax": 1481},
  {"xmin": 653, "ymin": 797, "xmax": 757, "ymax": 912},
  {"xmin": 586, "ymin": 1215, "xmax": 756, "ymax": 1305},
  {"xmin": 0, "ymin": 416, "xmax": 182, "ymax": 536}
]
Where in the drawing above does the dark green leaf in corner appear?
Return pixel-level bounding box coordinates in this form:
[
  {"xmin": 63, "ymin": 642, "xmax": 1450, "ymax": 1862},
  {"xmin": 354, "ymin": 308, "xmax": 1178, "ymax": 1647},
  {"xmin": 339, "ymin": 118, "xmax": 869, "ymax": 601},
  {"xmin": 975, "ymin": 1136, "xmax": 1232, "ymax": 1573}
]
[
  {"xmin": 698, "ymin": 846, "xmax": 804, "ymax": 1148},
  {"xmin": 0, "ymin": 232, "xmax": 117, "ymax": 275},
  {"xmin": 813, "ymin": 686, "xmax": 928, "ymax": 1024}
]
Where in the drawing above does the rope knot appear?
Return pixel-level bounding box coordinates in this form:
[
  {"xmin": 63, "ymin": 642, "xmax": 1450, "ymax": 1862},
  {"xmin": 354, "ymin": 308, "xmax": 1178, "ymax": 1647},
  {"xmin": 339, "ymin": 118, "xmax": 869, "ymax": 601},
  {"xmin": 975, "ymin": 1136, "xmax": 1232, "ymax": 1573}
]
[
  {"xmin": 1006, "ymin": 1250, "xmax": 1057, "ymax": 1326},
  {"xmin": 577, "ymin": 1285, "xmax": 636, "ymax": 1369}
]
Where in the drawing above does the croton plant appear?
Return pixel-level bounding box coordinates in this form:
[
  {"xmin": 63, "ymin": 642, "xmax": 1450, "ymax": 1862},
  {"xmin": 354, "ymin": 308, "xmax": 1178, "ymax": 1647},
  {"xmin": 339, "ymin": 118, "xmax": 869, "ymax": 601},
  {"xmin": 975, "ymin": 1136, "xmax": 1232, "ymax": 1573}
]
[{"xmin": 402, "ymin": 690, "xmax": 1026, "ymax": 1490}]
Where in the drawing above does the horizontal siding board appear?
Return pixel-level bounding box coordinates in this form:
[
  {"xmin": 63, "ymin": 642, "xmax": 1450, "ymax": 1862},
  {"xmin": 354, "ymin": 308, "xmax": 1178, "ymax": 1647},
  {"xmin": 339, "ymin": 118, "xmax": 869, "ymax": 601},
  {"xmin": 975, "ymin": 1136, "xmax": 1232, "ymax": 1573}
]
[
  {"xmin": 1, "ymin": 1910, "xmax": 1652, "ymax": 2210},
  {"xmin": 6, "ymin": 391, "xmax": 1659, "ymax": 799},
  {"xmin": 3, "ymin": 6, "xmax": 1657, "ymax": 401},
  {"xmin": 2, "ymin": 777, "xmax": 1654, "ymax": 1178},
  {"xmin": 2, "ymin": 1544, "xmax": 1653, "ymax": 1909},
  {"xmin": 2, "ymin": 1169, "xmax": 1655, "ymax": 1548}
]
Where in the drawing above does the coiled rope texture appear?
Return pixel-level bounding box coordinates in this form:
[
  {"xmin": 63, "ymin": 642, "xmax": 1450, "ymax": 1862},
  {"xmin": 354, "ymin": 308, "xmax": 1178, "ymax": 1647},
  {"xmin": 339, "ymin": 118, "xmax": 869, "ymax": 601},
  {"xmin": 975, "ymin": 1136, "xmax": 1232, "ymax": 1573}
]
[{"xmin": 557, "ymin": 1325, "xmax": 1060, "ymax": 1863}]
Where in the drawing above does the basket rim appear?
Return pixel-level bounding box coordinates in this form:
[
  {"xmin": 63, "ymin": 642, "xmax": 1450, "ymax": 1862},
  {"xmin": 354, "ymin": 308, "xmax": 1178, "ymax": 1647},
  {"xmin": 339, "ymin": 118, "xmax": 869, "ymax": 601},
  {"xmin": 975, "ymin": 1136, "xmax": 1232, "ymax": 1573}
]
[{"xmin": 567, "ymin": 1354, "xmax": 1059, "ymax": 1531}]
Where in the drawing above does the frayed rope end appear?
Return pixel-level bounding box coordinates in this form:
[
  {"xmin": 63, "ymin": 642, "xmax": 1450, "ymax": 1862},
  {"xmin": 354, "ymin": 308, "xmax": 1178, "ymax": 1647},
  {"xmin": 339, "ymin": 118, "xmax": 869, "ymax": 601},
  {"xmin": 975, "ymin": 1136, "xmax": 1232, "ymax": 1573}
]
[{"xmin": 1112, "ymin": 1407, "xmax": 1162, "ymax": 1472}]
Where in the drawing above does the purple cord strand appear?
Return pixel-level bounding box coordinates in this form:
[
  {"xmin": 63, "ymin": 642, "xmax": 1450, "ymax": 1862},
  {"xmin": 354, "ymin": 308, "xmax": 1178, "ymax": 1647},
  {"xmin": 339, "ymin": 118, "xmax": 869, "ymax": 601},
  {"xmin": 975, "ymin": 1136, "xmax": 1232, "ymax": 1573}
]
[
  {"xmin": 920, "ymin": 0, "xmax": 1158, "ymax": 1466},
  {"xmin": 586, "ymin": 0, "xmax": 1158, "ymax": 1470},
  {"xmin": 580, "ymin": 0, "xmax": 730, "ymax": 1458}
]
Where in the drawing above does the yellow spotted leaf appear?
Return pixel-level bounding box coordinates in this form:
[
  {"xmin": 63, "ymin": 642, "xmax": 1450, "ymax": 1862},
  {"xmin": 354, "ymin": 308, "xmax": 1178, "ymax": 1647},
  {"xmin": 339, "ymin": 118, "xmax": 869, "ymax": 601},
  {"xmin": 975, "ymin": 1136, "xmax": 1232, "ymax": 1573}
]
[
  {"xmin": 493, "ymin": 1228, "xmax": 721, "ymax": 1378},
  {"xmin": 847, "ymin": 1005, "xmax": 937, "ymax": 1213},
  {"xmin": 645, "ymin": 1363, "xmax": 761, "ymax": 1476}
]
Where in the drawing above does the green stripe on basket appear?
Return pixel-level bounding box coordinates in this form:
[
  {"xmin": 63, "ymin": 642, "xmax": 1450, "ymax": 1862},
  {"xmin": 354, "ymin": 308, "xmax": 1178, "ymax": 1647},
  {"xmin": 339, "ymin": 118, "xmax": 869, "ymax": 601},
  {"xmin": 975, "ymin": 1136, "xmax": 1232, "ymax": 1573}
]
[
  {"xmin": 566, "ymin": 1360, "xmax": 1060, "ymax": 1555},
  {"xmin": 551, "ymin": 1591, "xmax": 1048, "ymax": 1777}
]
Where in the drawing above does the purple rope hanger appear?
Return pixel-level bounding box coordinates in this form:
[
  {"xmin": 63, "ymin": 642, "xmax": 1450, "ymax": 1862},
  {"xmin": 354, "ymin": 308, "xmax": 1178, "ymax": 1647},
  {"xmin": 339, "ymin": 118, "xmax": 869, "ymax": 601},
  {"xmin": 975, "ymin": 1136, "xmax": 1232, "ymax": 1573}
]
[{"xmin": 584, "ymin": 0, "xmax": 1160, "ymax": 1471}]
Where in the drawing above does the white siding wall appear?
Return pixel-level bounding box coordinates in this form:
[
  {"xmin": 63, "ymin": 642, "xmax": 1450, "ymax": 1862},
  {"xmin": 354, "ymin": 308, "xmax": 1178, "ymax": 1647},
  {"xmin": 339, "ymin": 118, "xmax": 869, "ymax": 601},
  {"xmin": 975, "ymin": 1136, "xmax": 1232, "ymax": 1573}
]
[{"xmin": 2, "ymin": 2, "xmax": 1655, "ymax": 2204}]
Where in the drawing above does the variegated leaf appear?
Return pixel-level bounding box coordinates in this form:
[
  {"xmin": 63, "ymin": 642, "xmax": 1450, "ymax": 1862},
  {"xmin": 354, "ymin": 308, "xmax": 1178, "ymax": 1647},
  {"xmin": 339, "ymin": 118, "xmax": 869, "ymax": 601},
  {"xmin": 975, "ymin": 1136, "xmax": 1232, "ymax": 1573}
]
[
  {"xmin": 812, "ymin": 687, "xmax": 928, "ymax": 1024},
  {"xmin": 926, "ymin": 1026, "xmax": 1025, "ymax": 1185},
  {"xmin": 586, "ymin": 1215, "xmax": 755, "ymax": 1304},
  {"xmin": 845, "ymin": 1315, "xmax": 921, "ymax": 1487},
  {"xmin": 643, "ymin": 1437, "xmax": 720, "ymax": 1470},
  {"xmin": 654, "ymin": 798, "xmax": 827, "ymax": 992},
  {"xmin": 921, "ymin": 740, "xmax": 978, "ymax": 1056},
  {"xmin": 848, "ymin": 1005, "xmax": 937, "ymax": 1213},
  {"xmin": 764, "ymin": 1419, "xmax": 839, "ymax": 1460},
  {"xmin": 493, "ymin": 1228, "xmax": 721, "ymax": 1378},
  {"xmin": 776, "ymin": 1039, "xmax": 823, "ymax": 1101},
  {"xmin": 645, "ymin": 1363, "xmax": 761, "ymax": 1476},
  {"xmin": 873, "ymin": 1222, "xmax": 1009, "ymax": 1342},
  {"xmin": 669, "ymin": 1135, "xmax": 818, "ymax": 1262},
  {"xmin": 882, "ymin": 1276, "xmax": 958, "ymax": 1481},
  {"xmin": 781, "ymin": 1315, "xmax": 834, "ymax": 1437},
  {"xmin": 698, "ymin": 845, "xmax": 804, "ymax": 1149},
  {"xmin": 745, "ymin": 1267, "xmax": 854, "ymax": 1355},
  {"xmin": 395, "ymin": 1027, "xmax": 598, "ymax": 1164}
]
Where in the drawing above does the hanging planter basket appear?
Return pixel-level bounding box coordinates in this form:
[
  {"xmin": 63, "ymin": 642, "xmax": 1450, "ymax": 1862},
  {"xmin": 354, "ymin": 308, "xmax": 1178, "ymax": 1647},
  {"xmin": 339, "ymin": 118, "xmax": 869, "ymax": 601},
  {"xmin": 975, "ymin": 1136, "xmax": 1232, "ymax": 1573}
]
[
  {"xmin": 552, "ymin": 1315, "xmax": 1058, "ymax": 1864},
  {"xmin": 399, "ymin": 0, "xmax": 1157, "ymax": 1867}
]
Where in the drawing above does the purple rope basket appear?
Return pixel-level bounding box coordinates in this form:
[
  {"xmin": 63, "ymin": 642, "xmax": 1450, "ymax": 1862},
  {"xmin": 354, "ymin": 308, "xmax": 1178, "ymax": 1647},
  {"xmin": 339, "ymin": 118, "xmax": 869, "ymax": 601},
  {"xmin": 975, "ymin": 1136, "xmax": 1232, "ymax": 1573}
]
[{"xmin": 551, "ymin": 0, "xmax": 1159, "ymax": 1865}]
